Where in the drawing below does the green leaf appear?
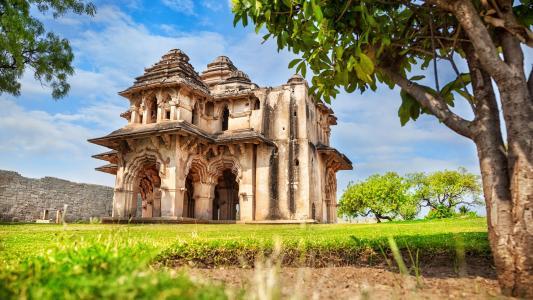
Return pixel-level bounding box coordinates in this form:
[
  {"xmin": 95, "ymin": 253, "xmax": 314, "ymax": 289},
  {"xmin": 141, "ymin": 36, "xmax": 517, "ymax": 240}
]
[
  {"xmin": 311, "ymin": 0, "xmax": 323, "ymax": 22},
  {"xmin": 409, "ymin": 75, "xmax": 425, "ymax": 81},
  {"xmin": 398, "ymin": 89, "xmax": 419, "ymax": 126},
  {"xmin": 347, "ymin": 56, "xmax": 356, "ymax": 71},
  {"xmin": 255, "ymin": 22, "xmax": 264, "ymax": 34},
  {"xmin": 233, "ymin": 14, "xmax": 241, "ymax": 27},
  {"xmin": 345, "ymin": 81, "xmax": 357, "ymax": 93},
  {"xmin": 335, "ymin": 46, "xmax": 344, "ymax": 60},
  {"xmin": 288, "ymin": 58, "xmax": 302, "ymax": 69},
  {"xmin": 242, "ymin": 11, "xmax": 248, "ymax": 26},
  {"xmin": 359, "ymin": 53, "xmax": 374, "ymax": 74}
]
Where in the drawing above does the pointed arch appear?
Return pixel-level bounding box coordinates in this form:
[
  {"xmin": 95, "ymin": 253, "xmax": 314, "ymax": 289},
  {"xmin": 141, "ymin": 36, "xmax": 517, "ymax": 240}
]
[
  {"xmin": 184, "ymin": 154, "xmax": 209, "ymax": 183},
  {"xmin": 207, "ymin": 155, "xmax": 242, "ymax": 184}
]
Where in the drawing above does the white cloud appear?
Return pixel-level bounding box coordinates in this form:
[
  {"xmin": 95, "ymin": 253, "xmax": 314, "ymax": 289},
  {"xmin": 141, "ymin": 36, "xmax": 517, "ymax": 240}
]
[
  {"xmin": 1, "ymin": 4, "xmax": 482, "ymax": 193},
  {"xmin": 202, "ymin": 0, "xmax": 223, "ymax": 11},
  {"xmin": 161, "ymin": 0, "xmax": 195, "ymax": 15}
]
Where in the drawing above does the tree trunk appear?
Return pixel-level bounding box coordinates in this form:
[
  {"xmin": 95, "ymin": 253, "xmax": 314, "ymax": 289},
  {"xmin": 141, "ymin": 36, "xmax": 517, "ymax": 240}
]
[
  {"xmin": 496, "ymin": 33, "xmax": 533, "ymax": 297},
  {"xmin": 466, "ymin": 42, "xmax": 533, "ymax": 296}
]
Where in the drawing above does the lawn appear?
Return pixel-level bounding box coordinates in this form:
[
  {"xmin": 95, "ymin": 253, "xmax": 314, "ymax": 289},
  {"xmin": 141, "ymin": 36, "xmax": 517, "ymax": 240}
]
[{"xmin": 0, "ymin": 217, "xmax": 489, "ymax": 299}]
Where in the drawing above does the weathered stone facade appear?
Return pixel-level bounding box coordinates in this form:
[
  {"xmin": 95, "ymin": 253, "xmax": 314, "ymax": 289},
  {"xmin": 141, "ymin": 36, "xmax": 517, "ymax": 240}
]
[
  {"xmin": 0, "ymin": 170, "xmax": 113, "ymax": 222},
  {"xmin": 89, "ymin": 49, "xmax": 351, "ymax": 223}
]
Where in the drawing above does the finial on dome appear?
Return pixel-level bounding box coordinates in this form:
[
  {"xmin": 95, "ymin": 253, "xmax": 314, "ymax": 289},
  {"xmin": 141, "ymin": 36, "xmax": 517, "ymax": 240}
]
[
  {"xmin": 226, "ymin": 70, "xmax": 251, "ymax": 83},
  {"xmin": 287, "ymin": 73, "xmax": 306, "ymax": 84},
  {"xmin": 212, "ymin": 55, "xmax": 233, "ymax": 64},
  {"xmin": 162, "ymin": 48, "xmax": 190, "ymax": 62}
]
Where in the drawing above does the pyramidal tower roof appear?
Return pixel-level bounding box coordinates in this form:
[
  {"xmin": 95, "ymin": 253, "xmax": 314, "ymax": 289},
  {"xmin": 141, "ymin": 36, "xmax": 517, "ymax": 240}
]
[
  {"xmin": 120, "ymin": 49, "xmax": 209, "ymax": 97},
  {"xmin": 200, "ymin": 55, "xmax": 239, "ymax": 87}
]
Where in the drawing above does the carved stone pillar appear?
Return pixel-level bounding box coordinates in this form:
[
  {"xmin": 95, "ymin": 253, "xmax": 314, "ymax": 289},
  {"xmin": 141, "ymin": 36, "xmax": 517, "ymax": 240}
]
[
  {"xmin": 130, "ymin": 106, "xmax": 140, "ymax": 124},
  {"xmin": 112, "ymin": 189, "xmax": 132, "ymax": 218},
  {"xmin": 141, "ymin": 104, "xmax": 148, "ymax": 124},
  {"xmin": 170, "ymin": 101, "xmax": 177, "ymax": 121},
  {"xmin": 193, "ymin": 182, "xmax": 215, "ymax": 220}
]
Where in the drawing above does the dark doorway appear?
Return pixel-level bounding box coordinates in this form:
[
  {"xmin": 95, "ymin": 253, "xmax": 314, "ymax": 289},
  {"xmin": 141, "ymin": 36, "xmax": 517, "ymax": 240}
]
[
  {"xmin": 149, "ymin": 99, "xmax": 157, "ymax": 123},
  {"xmin": 184, "ymin": 175, "xmax": 195, "ymax": 218},
  {"xmin": 136, "ymin": 163, "xmax": 161, "ymax": 218},
  {"xmin": 221, "ymin": 106, "xmax": 229, "ymax": 131},
  {"xmin": 191, "ymin": 103, "xmax": 198, "ymax": 125},
  {"xmin": 212, "ymin": 169, "xmax": 239, "ymax": 220}
]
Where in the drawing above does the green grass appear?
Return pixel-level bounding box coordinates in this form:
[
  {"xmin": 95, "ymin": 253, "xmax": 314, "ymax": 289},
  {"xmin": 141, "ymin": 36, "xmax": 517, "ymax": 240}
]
[{"xmin": 0, "ymin": 217, "xmax": 489, "ymax": 299}]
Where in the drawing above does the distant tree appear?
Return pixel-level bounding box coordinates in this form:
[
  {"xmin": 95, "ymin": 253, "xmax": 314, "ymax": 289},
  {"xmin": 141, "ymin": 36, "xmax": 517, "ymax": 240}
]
[
  {"xmin": 409, "ymin": 168, "xmax": 482, "ymax": 215},
  {"xmin": 233, "ymin": 0, "xmax": 533, "ymax": 295},
  {"xmin": 338, "ymin": 172, "xmax": 418, "ymax": 223},
  {"xmin": 0, "ymin": 1, "xmax": 96, "ymax": 99}
]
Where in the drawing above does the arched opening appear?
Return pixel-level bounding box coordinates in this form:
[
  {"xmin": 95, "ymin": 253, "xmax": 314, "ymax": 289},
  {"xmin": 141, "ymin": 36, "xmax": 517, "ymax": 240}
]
[
  {"xmin": 191, "ymin": 103, "xmax": 199, "ymax": 125},
  {"xmin": 134, "ymin": 162, "xmax": 161, "ymax": 218},
  {"xmin": 147, "ymin": 96, "xmax": 157, "ymax": 123},
  {"xmin": 183, "ymin": 175, "xmax": 195, "ymax": 218},
  {"xmin": 221, "ymin": 106, "xmax": 229, "ymax": 131},
  {"xmin": 324, "ymin": 169, "xmax": 337, "ymax": 223},
  {"xmin": 205, "ymin": 102, "xmax": 214, "ymax": 117},
  {"xmin": 311, "ymin": 202, "xmax": 316, "ymax": 220},
  {"xmin": 253, "ymin": 99, "xmax": 260, "ymax": 110},
  {"xmin": 212, "ymin": 169, "xmax": 239, "ymax": 220}
]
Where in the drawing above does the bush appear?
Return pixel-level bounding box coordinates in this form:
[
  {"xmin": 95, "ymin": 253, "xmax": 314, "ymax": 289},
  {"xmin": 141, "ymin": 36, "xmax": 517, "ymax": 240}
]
[{"xmin": 425, "ymin": 205, "xmax": 456, "ymax": 219}]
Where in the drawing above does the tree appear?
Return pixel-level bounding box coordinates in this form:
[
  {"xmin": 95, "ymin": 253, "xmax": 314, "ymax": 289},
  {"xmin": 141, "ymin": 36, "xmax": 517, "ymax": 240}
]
[
  {"xmin": 233, "ymin": 0, "xmax": 532, "ymax": 296},
  {"xmin": 338, "ymin": 172, "xmax": 418, "ymax": 222},
  {"xmin": 408, "ymin": 168, "xmax": 482, "ymax": 213},
  {"xmin": 0, "ymin": 0, "xmax": 96, "ymax": 99}
]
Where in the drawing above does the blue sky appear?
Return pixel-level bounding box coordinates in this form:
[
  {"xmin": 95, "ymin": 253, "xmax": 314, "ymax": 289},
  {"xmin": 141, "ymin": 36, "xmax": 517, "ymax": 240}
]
[{"xmin": 0, "ymin": 0, "xmax": 489, "ymax": 203}]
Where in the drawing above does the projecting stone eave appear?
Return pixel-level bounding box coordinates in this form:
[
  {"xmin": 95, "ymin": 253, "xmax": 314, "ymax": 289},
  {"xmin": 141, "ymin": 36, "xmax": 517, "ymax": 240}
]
[
  {"xmin": 87, "ymin": 121, "xmax": 215, "ymax": 149},
  {"xmin": 95, "ymin": 163, "xmax": 118, "ymax": 175},
  {"xmin": 211, "ymin": 88, "xmax": 259, "ymax": 101},
  {"xmin": 117, "ymin": 78, "xmax": 211, "ymax": 100},
  {"xmin": 316, "ymin": 143, "xmax": 353, "ymax": 171},
  {"xmin": 214, "ymin": 129, "xmax": 277, "ymax": 147},
  {"xmin": 92, "ymin": 150, "xmax": 118, "ymax": 164},
  {"xmin": 87, "ymin": 121, "xmax": 276, "ymax": 150}
]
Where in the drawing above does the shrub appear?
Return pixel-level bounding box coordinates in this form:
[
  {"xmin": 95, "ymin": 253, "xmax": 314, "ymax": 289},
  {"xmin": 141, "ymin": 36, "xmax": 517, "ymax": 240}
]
[{"xmin": 425, "ymin": 205, "xmax": 456, "ymax": 219}]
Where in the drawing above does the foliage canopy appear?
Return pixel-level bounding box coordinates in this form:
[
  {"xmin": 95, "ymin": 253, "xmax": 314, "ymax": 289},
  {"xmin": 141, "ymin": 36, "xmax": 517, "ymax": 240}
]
[
  {"xmin": 0, "ymin": 0, "xmax": 95, "ymax": 99},
  {"xmin": 408, "ymin": 168, "xmax": 483, "ymax": 211},
  {"xmin": 338, "ymin": 172, "xmax": 418, "ymax": 222},
  {"xmin": 338, "ymin": 169, "xmax": 482, "ymax": 221}
]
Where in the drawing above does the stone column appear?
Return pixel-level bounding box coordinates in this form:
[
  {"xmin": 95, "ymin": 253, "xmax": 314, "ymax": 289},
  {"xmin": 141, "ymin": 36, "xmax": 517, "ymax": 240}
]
[
  {"xmin": 170, "ymin": 102, "xmax": 177, "ymax": 121},
  {"xmin": 238, "ymin": 145, "xmax": 254, "ymax": 221},
  {"xmin": 130, "ymin": 106, "xmax": 140, "ymax": 124},
  {"xmin": 157, "ymin": 107, "xmax": 163, "ymax": 122},
  {"xmin": 112, "ymin": 189, "xmax": 130, "ymax": 218},
  {"xmin": 142, "ymin": 108, "xmax": 149, "ymax": 124},
  {"xmin": 194, "ymin": 182, "xmax": 215, "ymax": 220},
  {"xmin": 160, "ymin": 165, "xmax": 175, "ymax": 217}
]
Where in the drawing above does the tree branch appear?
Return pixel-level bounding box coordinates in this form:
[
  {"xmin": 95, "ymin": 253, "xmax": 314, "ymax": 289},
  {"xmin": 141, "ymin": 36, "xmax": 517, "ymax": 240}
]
[
  {"xmin": 527, "ymin": 65, "xmax": 533, "ymax": 103},
  {"xmin": 428, "ymin": 0, "xmax": 512, "ymax": 81},
  {"xmin": 381, "ymin": 67, "xmax": 475, "ymax": 139},
  {"xmin": 500, "ymin": 30, "xmax": 525, "ymax": 72}
]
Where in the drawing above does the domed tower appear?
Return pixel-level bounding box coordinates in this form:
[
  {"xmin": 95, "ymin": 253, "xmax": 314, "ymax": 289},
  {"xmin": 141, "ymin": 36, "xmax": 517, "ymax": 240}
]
[
  {"xmin": 200, "ymin": 56, "xmax": 237, "ymax": 87},
  {"xmin": 119, "ymin": 49, "xmax": 210, "ymax": 125}
]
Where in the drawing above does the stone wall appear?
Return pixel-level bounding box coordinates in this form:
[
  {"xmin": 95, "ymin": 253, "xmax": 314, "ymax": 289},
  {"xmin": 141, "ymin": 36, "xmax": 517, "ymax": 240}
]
[{"xmin": 0, "ymin": 170, "xmax": 113, "ymax": 222}]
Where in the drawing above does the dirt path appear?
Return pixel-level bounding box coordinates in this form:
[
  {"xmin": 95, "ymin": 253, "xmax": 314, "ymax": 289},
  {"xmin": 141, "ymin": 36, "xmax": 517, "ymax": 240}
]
[{"xmin": 187, "ymin": 265, "xmax": 510, "ymax": 299}]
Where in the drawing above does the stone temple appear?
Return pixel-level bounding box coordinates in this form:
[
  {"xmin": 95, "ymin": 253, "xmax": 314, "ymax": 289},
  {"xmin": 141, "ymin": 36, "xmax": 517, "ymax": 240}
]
[{"xmin": 89, "ymin": 49, "xmax": 352, "ymax": 223}]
